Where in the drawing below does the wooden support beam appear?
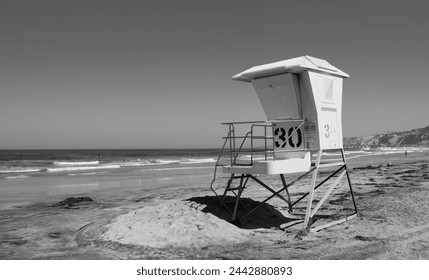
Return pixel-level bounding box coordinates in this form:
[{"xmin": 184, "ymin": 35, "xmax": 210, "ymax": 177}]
[
  {"xmin": 280, "ymin": 220, "xmax": 304, "ymax": 230},
  {"xmin": 310, "ymin": 169, "xmax": 347, "ymax": 218},
  {"xmin": 303, "ymin": 150, "xmax": 322, "ymax": 229},
  {"xmin": 310, "ymin": 213, "xmax": 357, "ymax": 232}
]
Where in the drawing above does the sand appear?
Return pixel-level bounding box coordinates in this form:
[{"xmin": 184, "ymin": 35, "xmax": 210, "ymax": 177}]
[
  {"xmin": 102, "ymin": 200, "xmax": 250, "ymax": 248},
  {"xmin": 1, "ymin": 157, "xmax": 428, "ymax": 259}
]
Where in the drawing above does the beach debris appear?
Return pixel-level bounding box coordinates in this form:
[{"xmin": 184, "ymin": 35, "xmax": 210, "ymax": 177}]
[
  {"xmin": 49, "ymin": 197, "xmax": 93, "ymax": 208},
  {"xmin": 354, "ymin": 235, "xmax": 375, "ymax": 241},
  {"xmin": 48, "ymin": 232, "xmax": 62, "ymax": 239},
  {"xmin": 354, "ymin": 165, "xmax": 383, "ymax": 170},
  {"xmin": 1, "ymin": 235, "xmax": 28, "ymax": 246},
  {"xmin": 102, "ymin": 200, "xmax": 251, "ymax": 248}
]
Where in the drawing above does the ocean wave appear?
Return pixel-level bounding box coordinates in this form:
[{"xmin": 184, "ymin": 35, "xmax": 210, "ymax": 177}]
[
  {"xmin": 142, "ymin": 166, "xmax": 213, "ymax": 172},
  {"xmin": 116, "ymin": 159, "xmax": 179, "ymax": 167},
  {"xmin": 151, "ymin": 159, "xmax": 180, "ymax": 164},
  {"xmin": 344, "ymin": 150, "xmax": 371, "ymax": 155},
  {"xmin": 347, "ymin": 154, "xmax": 370, "ymax": 160},
  {"xmin": 118, "ymin": 162, "xmax": 146, "ymax": 167},
  {"xmin": 67, "ymin": 172, "xmax": 103, "ymax": 176},
  {"xmin": 5, "ymin": 175, "xmax": 30, "ymax": 179},
  {"xmin": 53, "ymin": 161, "xmax": 100, "ymax": 166},
  {"xmin": 45, "ymin": 164, "xmax": 121, "ymax": 172},
  {"xmin": 378, "ymin": 151, "xmax": 405, "ymax": 155},
  {"xmin": 0, "ymin": 168, "xmax": 43, "ymax": 174},
  {"xmin": 377, "ymin": 147, "xmax": 421, "ymax": 151},
  {"xmin": 235, "ymin": 155, "xmax": 267, "ymax": 161},
  {"xmin": 346, "ymin": 150, "xmax": 410, "ymax": 160},
  {"xmin": 180, "ymin": 158, "xmax": 216, "ymax": 164}
]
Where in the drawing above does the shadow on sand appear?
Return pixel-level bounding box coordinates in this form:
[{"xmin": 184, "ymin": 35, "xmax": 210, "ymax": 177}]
[{"xmin": 185, "ymin": 196, "xmax": 295, "ymax": 230}]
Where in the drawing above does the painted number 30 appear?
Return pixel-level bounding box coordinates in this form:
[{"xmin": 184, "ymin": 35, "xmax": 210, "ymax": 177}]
[{"xmin": 274, "ymin": 127, "xmax": 302, "ymax": 148}]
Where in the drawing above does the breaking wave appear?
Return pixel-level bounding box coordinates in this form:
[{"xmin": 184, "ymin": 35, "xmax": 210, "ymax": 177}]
[
  {"xmin": 45, "ymin": 164, "xmax": 121, "ymax": 172},
  {"xmin": 0, "ymin": 168, "xmax": 44, "ymax": 174},
  {"xmin": 5, "ymin": 175, "xmax": 30, "ymax": 179},
  {"xmin": 53, "ymin": 161, "xmax": 100, "ymax": 166},
  {"xmin": 180, "ymin": 158, "xmax": 216, "ymax": 164}
]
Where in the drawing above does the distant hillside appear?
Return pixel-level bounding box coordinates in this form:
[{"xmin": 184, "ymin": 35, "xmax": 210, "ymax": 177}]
[{"xmin": 343, "ymin": 125, "xmax": 429, "ymax": 149}]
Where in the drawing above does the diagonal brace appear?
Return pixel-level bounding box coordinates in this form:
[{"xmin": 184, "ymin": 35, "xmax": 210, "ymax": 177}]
[{"xmin": 310, "ymin": 169, "xmax": 347, "ymax": 217}]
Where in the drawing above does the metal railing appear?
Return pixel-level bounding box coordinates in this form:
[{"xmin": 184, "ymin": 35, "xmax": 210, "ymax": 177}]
[
  {"xmin": 209, "ymin": 121, "xmax": 271, "ymax": 194},
  {"xmin": 222, "ymin": 121, "xmax": 272, "ymax": 166},
  {"xmin": 210, "ymin": 119, "xmax": 307, "ymax": 196},
  {"xmin": 221, "ymin": 119, "xmax": 306, "ymax": 166}
]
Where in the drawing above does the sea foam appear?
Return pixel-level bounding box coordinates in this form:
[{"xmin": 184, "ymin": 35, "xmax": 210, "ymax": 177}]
[
  {"xmin": 46, "ymin": 164, "xmax": 121, "ymax": 172},
  {"xmin": 0, "ymin": 168, "xmax": 43, "ymax": 174},
  {"xmin": 180, "ymin": 158, "xmax": 216, "ymax": 164},
  {"xmin": 5, "ymin": 175, "xmax": 30, "ymax": 179},
  {"xmin": 53, "ymin": 161, "xmax": 100, "ymax": 166}
]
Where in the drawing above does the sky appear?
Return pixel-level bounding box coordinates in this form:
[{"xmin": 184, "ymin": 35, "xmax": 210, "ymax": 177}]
[{"xmin": 0, "ymin": 0, "xmax": 428, "ymax": 149}]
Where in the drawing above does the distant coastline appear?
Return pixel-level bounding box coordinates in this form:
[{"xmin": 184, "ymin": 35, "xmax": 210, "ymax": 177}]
[{"xmin": 344, "ymin": 125, "xmax": 429, "ymax": 150}]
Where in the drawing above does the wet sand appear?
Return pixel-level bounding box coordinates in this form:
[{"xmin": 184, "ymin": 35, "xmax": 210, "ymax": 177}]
[{"xmin": 1, "ymin": 157, "xmax": 428, "ymax": 259}]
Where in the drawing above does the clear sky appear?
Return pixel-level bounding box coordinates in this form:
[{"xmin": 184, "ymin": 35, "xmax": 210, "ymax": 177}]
[{"xmin": 1, "ymin": 0, "xmax": 428, "ymax": 149}]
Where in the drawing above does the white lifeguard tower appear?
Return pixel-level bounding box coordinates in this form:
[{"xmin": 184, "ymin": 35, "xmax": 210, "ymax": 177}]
[{"xmin": 210, "ymin": 55, "xmax": 357, "ymax": 232}]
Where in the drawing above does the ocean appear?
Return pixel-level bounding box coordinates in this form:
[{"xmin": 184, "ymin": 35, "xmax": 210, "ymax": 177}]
[
  {"xmin": 0, "ymin": 149, "xmax": 220, "ymax": 209},
  {"xmin": 1, "ymin": 148, "xmax": 429, "ymax": 259},
  {"xmin": 1, "ymin": 148, "xmax": 428, "ymax": 210}
]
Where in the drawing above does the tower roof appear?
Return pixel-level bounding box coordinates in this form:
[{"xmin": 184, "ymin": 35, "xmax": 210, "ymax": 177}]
[{"xmin": 232, "ymin": 55, "xmax": 349, "ymax": 82}]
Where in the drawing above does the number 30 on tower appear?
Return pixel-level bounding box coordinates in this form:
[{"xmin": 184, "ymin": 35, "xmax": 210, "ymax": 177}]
[{"xmin": 273, "ymin": 124, "xmax": 303, "ymax": 150}]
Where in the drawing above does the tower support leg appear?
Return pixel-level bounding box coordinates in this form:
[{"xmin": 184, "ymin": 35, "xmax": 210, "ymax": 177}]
[
  {"xmin": 280, "ymin": 174, "xmax": 293, "ymax": 212},
  {"xmin": 303, "ymin": 150, "xmax": 322, "ymax": 229},
  {"xmin": 302, "ymin": 148, "xmax": 358, "ymax": 232}
]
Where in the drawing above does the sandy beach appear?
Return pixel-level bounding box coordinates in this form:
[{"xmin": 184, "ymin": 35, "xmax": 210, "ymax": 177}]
[
  {"xmin": 2, "ymin": 0, "xmax": 429, "ymax": 269},
  {"xmin": 0, "ymin": 150, "xmax": 428, "ymax": 260}
]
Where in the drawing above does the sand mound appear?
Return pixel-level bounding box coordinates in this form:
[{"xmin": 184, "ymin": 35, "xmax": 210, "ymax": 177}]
[{"xmin": 102, "ymin": 200, "xmax": 250, "ymax": 248}]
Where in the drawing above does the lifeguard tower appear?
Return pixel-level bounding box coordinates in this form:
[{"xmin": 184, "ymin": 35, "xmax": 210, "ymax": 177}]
[{"xmin": 210, "ymin": 55, "xmax": 357, "ymax": 232}]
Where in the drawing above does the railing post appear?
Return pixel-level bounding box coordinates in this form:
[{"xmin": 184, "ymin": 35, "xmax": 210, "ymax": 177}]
[
  {"xmin": 264, "ymin": 125, "xmax": 268, "ymax": 160},
  {"xmin": 229, "ymin": 124, "xmax": 233, "ymax": 165},
  {"xmin": 251, "ymin": 125, "xmax": 254, "ymax": 165},
  {"xmin": 232, "ymin": 124, "xmax": 236, "ymax": 164}
]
